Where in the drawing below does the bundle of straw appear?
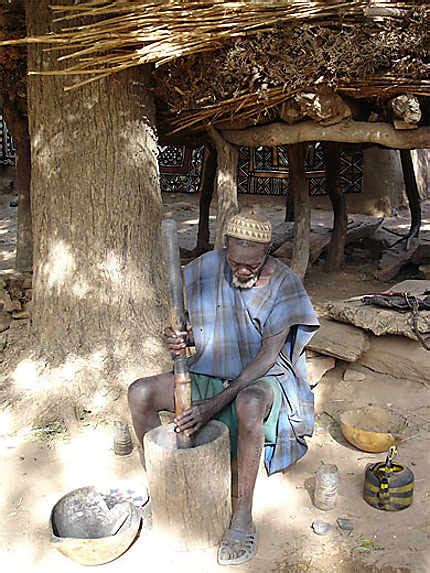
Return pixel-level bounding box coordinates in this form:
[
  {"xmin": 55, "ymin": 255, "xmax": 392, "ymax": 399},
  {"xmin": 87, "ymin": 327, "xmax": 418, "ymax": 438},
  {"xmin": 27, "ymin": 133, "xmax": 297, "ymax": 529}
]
[{"xmin": 1, "ymin": 0, "xmax": 426, "ymax": 89}]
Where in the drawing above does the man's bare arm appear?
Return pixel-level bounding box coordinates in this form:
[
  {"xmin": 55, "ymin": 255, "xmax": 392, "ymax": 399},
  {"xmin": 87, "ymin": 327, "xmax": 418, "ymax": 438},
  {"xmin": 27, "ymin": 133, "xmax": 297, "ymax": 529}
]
[
  {"xmin": 174, "ymin": 327, "xmax": 290, "ymax": 435},
  {"xmin": 213, "ymin": 326, "xmax": 289, "ymax": 411}
]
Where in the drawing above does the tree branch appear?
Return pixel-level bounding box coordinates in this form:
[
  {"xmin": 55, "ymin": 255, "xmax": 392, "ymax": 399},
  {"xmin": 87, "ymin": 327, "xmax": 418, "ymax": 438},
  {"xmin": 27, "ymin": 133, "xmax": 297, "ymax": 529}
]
[{"xmin": 222, "ymin": 120, "xmax": 430, "ymax": 149}]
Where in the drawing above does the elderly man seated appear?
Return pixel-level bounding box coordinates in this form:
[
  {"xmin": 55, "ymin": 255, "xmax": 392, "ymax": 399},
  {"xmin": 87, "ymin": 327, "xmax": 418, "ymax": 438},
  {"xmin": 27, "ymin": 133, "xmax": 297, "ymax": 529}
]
[{"xmin": 128, "ymin": 209, "xmax": 319, "ymax": 566}]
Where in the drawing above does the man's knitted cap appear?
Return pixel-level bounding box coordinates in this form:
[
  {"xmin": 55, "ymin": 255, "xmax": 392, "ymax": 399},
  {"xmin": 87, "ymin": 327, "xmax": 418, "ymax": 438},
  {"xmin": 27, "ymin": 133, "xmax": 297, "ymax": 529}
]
[{"xmin": 225, "ymin": 208, "xmax": 272, "ymax": 244}]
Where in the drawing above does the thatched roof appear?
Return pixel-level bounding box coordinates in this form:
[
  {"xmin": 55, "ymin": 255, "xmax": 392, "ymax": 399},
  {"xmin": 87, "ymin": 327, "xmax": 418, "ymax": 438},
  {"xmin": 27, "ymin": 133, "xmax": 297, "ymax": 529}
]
[{"xmin": 1, "ymin": 1, "xmax": 429, "ymax": 136}]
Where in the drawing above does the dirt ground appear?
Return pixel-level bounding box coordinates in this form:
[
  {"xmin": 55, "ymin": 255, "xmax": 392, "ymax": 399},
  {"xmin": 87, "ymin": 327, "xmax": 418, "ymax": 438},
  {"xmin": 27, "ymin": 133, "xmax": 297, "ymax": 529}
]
[{"xmin": 1, "ymin": 187, "xmax": 430, "ymax": 572}]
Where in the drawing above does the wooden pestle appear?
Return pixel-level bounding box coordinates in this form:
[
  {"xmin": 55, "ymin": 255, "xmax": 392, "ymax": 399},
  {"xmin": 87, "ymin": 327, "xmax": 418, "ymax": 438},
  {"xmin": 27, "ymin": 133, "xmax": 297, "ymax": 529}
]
[{"xmin": 161, "ymin": 218, "xmax": 193, "ymax": 449}]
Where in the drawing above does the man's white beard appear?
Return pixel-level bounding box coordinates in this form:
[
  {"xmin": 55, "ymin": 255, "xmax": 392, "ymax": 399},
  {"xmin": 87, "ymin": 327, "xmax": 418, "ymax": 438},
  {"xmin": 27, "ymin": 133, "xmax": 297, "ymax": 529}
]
[{"xmin": 232, "ymin": 274, "xmax": 258, "ymax": 289}]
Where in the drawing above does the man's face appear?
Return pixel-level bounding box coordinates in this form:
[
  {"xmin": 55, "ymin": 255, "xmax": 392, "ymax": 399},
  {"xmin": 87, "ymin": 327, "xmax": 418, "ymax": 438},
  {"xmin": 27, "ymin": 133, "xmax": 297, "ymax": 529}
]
[{"xmin": 226, "ymin": 237, "xmax": 268, "ymax": 289}]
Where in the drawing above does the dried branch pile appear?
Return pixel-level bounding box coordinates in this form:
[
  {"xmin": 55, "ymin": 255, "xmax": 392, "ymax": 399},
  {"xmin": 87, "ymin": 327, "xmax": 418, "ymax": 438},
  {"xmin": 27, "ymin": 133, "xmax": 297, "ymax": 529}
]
[{"xmin": 153, "ymin": 11, "xmax": 429, "ymax": 133}]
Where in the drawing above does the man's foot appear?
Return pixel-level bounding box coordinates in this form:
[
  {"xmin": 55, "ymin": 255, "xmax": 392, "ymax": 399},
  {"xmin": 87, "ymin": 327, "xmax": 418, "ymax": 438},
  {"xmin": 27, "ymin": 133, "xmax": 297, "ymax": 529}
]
[
  {"xmin": 217, "ymin": 525, "xmax": 257, "ymax": 566},
  {"xmin": 217, "ymin": 507, "xmax": 257, "ymax": 566}
]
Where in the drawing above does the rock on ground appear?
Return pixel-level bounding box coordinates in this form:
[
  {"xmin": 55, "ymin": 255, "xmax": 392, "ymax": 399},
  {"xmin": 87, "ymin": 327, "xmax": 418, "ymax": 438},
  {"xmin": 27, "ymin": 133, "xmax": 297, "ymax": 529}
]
[
  {"xmin": 359, "ymin": 335, "xmax": 430, "ymax": 385},
  {"xmin": 307, "ymin": 353, "xmax": 336, "ymax": 387},
  {"xmin": 307, "ymin": 318, "xmax": 369, "ymax": 362}
]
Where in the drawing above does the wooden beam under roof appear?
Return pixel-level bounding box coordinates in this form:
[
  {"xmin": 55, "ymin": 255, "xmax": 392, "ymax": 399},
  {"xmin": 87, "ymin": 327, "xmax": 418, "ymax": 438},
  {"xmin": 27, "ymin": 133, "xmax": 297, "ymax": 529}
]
[{"xmin": 221, "ymin": 120, "xmax": 430, "ymax": 150}]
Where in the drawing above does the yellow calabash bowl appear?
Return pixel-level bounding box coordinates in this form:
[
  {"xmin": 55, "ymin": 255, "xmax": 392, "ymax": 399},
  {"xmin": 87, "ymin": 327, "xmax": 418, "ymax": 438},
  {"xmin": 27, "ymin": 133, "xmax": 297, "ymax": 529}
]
[{"xmin": 340, "ymin": 406, "xmax": 408, "ymax": 453}]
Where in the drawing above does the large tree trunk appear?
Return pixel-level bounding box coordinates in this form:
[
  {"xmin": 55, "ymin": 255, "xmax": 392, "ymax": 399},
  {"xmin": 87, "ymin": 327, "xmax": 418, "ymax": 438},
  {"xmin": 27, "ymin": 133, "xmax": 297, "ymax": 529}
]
[
  {"xmin": 287, "ymin": 143, "xmax": 310, "ymax": 279},
  {"xmin": 3, "ymin": 95, "xmax": 32, "ymax": 272},
  {"xmin": 26, "ymin": 0, "xmax": 167, "ymax": 378}
]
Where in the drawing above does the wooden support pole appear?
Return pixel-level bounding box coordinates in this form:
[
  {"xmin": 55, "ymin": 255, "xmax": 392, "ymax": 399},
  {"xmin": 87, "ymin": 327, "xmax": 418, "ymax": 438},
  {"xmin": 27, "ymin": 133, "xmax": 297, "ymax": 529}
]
[
  {"xmin": 208, "ymin": 126, "xmax": 239, "ymax": 250},
  {"xmin": 400, "ymin": 149, "xmax": 421, "ymax": 247},
  {"xmin": 287, "ymin": 143, "xmax": 310, "ymax": 279},
  {"xmin": 194, "ymin": 143, "xmax": 216, "ymax": 255},
  {"xmin": 285, "ymin": 183, "xmax": 295, "ymax": 222},
  {"xmin": 323, "ymin": 142, "xmax": 347, "ymax": 271},
  {"xmin": 222, "ymin": 120, "xmax": 430, "ymax": 149}
]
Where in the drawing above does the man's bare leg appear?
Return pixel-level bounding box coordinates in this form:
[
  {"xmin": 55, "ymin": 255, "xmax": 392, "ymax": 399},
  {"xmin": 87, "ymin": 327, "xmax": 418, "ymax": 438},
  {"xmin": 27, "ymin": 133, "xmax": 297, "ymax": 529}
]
[
  {"xmin": 128, "ymin": 372, "xmax": 175, "ymax": 447},
  {"xmin": 218, "ymin": 381, "xmax": 273, "ymax": 563}
]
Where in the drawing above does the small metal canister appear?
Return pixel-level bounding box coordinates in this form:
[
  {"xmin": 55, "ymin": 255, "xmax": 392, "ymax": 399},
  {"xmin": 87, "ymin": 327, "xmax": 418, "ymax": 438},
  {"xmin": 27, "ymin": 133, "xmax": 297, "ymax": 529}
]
[{"xmin": 113, "ymin": 421, "xmax": 133, "ymax": 456}]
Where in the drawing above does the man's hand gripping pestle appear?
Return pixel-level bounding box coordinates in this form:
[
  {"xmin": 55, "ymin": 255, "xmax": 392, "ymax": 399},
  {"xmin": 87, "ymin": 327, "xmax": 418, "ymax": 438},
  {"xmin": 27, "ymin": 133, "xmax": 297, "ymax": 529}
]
[{"xmin": 161, "ymin": 218, "xmax": 193, "ymax": 449}]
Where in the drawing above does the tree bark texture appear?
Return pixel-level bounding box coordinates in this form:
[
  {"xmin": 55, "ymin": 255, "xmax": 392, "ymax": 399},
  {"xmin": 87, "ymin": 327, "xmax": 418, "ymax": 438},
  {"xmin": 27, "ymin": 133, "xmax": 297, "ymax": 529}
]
[
  {"xmin": 287, "ymin": 143, "xmax": 310, "ymax": 279},
  {"xmin": 208, "ymin": 126, "xmax": 239, "ymax": 250},
  {"xmin": 3, "ymin": 94, "xmax": 32, "ymax": 272},
  {"xmin": 323, "ymin": 142, "xmax": 347, "ymax": 271},
  {"xmin": 26, "ymin": 0, "xmax": 167, "ymax": 372},
  {"xmin": 222, "ymin": 120, "xmax": 430, "ymax": 149},
  {"xmin": 195, "ymin": 143, "xmax": 216, "ymax": 254},
  {"xmin": 144, "ymin": 421, "xmax": 231, "ymax": 550}
]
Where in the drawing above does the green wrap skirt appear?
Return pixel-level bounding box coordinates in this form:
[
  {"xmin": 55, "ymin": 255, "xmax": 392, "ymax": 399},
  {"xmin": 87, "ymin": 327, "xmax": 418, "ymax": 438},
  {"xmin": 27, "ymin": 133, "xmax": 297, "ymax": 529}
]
[{"xmin": 190, "ymin": 373, "xmax": 282, "ymax": 457}]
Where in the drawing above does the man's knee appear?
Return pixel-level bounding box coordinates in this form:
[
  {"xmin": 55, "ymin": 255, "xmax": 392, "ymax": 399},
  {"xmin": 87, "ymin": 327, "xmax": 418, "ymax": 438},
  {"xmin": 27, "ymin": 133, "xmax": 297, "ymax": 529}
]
[
  {"xmin": 236, "ymin": 386, "xmax": 271, "ymax": 427},
  {"xmin": 128, "ymin": 376, "xmax": 157, "ymax": 410}
]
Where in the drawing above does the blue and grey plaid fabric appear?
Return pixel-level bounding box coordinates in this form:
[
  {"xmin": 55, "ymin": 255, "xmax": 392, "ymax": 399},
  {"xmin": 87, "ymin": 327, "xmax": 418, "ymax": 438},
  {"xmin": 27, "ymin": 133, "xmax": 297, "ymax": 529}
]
[{"xmin": 184, "ymin": 249, "xmax": 319, "ymax": 475}]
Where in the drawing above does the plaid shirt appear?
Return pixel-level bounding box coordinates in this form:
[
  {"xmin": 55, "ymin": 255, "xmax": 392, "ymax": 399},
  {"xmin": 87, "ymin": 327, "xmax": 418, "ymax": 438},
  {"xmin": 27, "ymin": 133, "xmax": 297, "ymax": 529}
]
[{"xmin": 184, "ymin": 249, "xmax": 319, "ymax": 475}]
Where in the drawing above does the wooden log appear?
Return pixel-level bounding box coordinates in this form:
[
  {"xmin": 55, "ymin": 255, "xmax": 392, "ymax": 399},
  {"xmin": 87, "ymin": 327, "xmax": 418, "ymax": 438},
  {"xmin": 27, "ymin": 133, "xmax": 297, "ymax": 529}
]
[
  {"xmin": 269, "ymin": 221, "xmax": 294, "ymax": 253},
  {"xmin": 375, "ymin": 238, "xmax": 420, "ymax": 281},
  {"xmin": 346, "ymin": 217, "xmax": 384, "ymax": 244},
  {"xmin": 323, "ymin": 142, "xmax": 347, "ymax": 271},
  {"xmin": 194, "ymin": 143, "xmax": 216, "ymax": 255},
  {"xmin": 208, "ymin": 126, "xmax": 239, "ymax": 250},
  {"xmin": 294, "ymin": 93, "xmax": 352, "ymax": 126},
  {"xmin": 222, "ymin": 120, "xmax": 430, "ymax": 149},
  {"xmin": 287, "ymin": 143, "xmax": 310, "ymax": 279},
  {"xmin": 144, "ymin": 421, "xmax": 231, "ymax": 550},
  {"xmin": 272, "ymin": 229, "xmax": 328, "ymax": 263},
  {"xmin": 273, "ymin": 218, "xmax": 384, "ymax": 264}
]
